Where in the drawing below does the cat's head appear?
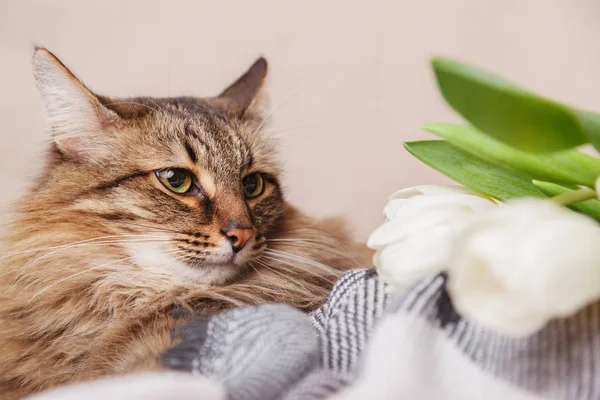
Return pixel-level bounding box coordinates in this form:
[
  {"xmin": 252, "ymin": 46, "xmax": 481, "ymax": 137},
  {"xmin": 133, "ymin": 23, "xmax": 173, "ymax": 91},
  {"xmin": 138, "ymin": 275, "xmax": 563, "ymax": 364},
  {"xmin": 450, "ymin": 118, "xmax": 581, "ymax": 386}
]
[{"xmin": 29, "ymin": 48, "xmax": 285, "ymax": 285}]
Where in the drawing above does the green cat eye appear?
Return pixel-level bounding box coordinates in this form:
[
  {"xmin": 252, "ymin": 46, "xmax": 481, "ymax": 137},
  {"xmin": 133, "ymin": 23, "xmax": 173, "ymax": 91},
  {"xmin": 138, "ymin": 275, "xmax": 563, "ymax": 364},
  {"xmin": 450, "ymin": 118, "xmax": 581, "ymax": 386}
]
[
  {"xmin": 156, "ymin": 169, "xmax": 193, "ymax": 194},
  {"xmin": 242, "ymin": 172, "xmax": 264, "ymax": 198}
]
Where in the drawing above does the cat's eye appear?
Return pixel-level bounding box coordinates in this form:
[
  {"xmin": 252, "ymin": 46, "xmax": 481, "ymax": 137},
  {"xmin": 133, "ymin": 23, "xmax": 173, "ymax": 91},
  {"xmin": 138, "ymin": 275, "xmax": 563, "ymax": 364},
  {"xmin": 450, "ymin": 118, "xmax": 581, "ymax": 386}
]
[
  {"xmin": 156, "ymin": 169, "xmax": 194, "ymax": 194},
  {"xmin": 242, "ymin": 172, "xmax": 264, "ymax": 198}
]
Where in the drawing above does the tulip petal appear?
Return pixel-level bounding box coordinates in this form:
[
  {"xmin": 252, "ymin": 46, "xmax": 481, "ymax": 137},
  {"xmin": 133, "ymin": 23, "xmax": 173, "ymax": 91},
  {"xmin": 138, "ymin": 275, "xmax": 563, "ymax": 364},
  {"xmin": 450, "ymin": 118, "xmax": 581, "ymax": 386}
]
[
  {"xmin": 388, "ymin": 185, "xmax": 472, "ymax": 200},
  {"xmin": 368, "ymin": 205, "xmax": 471, "ymax": 250},
  {"xmin": 375, "ymin": 227, "xmax": 455, "ymax": 292},
  {"xmin": 384, "ymin": 193, "xmax": 496, "ymax": 222},
  {"xmin": 448, "ymin": 198, "xmax": 600, "ymax": 337}
]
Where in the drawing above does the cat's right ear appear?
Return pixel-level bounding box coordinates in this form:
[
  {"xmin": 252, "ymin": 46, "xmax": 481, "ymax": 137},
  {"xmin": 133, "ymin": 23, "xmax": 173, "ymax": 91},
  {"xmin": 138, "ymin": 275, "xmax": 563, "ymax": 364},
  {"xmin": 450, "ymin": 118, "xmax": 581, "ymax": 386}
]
[
  {"xmin": 216, "ymin": 57, "xmax": 268, "ymax": 118},
  {"xmin": 33, "ymin": 47, "xmax": 120, "ymax": 163}
]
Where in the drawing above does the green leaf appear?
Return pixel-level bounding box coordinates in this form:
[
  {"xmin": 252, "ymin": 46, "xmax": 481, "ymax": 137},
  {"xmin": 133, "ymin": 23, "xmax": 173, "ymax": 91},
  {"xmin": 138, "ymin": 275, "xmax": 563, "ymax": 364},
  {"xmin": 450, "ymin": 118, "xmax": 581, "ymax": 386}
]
[
  {"xmin": 422, "ymin": 123, "xmax": 600, "ymax": 187},
  {"xmin": 404, "ymin": 140, "xmax": 547, "ymax": 200},
  {"xmin": 532, "ymin": 180, "xmax": 600, "ymax": 221},
  {"xmin": 432, "ymin": 58, "xmax": 600, "ymax": 152}
]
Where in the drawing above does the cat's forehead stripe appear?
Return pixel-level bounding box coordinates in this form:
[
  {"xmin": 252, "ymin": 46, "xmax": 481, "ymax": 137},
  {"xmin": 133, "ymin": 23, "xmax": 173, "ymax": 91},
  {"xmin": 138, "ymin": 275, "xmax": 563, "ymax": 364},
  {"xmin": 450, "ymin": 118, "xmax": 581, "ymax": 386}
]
[
  {"xmin": 226, "ymin": 124, "xmax": 250, "ymax": 166},
  {"xmin": 178, "ymin": 126, "xmax": 251, "ymax": 189},
  {"xmin": 147, "ymin": 98, "xmax": 255, "ymax": 174},
  {"xmin": 203, "ymin": 119, "xmax": 249, "ymax": 167},
  {"xmin": 183, "ymin": 139, "xmax": 198, "ymax": 164},
  {"xmin": 184, "ymin": 123, "xmax": 213, "ymax": 155}
]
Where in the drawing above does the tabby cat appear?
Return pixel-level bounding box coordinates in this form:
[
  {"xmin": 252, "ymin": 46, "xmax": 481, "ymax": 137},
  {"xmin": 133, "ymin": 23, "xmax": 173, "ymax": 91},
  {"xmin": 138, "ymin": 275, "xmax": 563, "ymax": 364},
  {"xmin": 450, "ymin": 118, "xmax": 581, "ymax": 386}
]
[{"xmin": 0, "ymin": 48, "xmax": 370, "ymax": 399}]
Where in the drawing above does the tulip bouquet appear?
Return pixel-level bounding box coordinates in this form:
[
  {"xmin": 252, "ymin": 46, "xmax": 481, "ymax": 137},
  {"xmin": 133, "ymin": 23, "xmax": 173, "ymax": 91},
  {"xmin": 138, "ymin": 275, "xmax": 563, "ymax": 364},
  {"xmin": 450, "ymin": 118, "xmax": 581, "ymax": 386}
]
[{"xmin": 368, "ymin": 59, "xmax": 600, "ymax": 337}]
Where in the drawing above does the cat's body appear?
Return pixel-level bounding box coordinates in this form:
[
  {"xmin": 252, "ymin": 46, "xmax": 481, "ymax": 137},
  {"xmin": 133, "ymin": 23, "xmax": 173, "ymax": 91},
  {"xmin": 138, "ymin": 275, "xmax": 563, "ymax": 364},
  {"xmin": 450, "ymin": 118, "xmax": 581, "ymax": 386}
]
[{"xmin": 0, "ymin": 49, "xmax": 370, "ymax": 399}]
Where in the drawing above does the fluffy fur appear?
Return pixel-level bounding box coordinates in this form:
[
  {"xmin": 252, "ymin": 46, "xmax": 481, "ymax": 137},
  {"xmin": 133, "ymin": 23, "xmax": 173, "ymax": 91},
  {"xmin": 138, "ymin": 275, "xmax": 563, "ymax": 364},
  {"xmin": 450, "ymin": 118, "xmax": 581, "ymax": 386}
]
[{"xmin": 0, "ymin": 48, "xmax": 371, "ymax": 399}]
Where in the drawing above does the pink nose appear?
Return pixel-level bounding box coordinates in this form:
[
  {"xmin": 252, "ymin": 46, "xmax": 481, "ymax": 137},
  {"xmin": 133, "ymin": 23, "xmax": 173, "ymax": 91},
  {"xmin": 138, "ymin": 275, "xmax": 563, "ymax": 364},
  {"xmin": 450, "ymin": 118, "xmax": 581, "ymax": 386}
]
[{"xmin": 223, "ymin": 227, "xmax": 254, "ymax": 253}]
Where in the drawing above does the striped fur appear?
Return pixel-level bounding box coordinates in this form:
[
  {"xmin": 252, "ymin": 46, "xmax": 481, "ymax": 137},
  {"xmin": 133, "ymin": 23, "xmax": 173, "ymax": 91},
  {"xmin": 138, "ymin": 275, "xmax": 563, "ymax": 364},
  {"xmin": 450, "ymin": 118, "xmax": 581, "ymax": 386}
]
[{"xmin": 0, "ymin": 48, "xmax": 371, "ymax": 399}]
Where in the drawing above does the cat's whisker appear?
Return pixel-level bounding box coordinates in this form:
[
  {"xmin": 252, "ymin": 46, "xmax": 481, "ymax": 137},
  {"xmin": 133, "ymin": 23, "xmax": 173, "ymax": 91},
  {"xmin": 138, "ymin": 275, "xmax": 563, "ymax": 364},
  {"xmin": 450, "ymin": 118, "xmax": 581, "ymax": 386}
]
[
  {"xmin": 13, "ymin": 238, "xmax": 171, "ymax": 268},
  {"xmin": 250, "ymin": 86, "xmax": 308, "ymax": 136},
  {"xmin": 273, "ymin": 232, "xmax": 350, "ymax": 245},
  {"xmin": 263, "ymin": 249, "xmax": 341, "ymax": 276},
  {"xmin": 250, "ymin": 258, "xmax": 280, "ymax": 277},
  {"xmin": 268, "ymin": 254, "xmax": 340, "ymax": 280},
  {"xmin": 227, "ymin": 282, "xmax": 305, "ymax": 297},
  {"xmin": 250, "ymin": 89, "xmax": 301, "ymax": 137},
  {"xmin": 246, "ymin": 259, "xmax": 260, "ymax": 274},
  {"xmin": 271, "ymin": 227, "xmax": 341, "ymax": 239},
  {"xmin": 126, "ymin": 248, "xmax": 185, "ymax": 275},
  {"xmin": 257, "ymin": 253, "xmax": 305, "ymax": 271},
  {"xmin": 259, "ymin": 255, "xmax": 335, "ymax": 285},
  {"xmin": 7, "ymin": 237, "xmax": 173, "ymax": 284},
  {"xmin": 251, "ymin": 258, "xmax": 312, "ymax": 294},
  {"xmin": 3, "ymin": 235, "xmax": 171, "ymax": 281},
  {"xmin": 266, "ymin": 125, "xmax": 334, "ymax": 139},
  {"xmin": 260, "ymin": 253, "xmax": 338, "ymax": 280},
  {"xmin": 267, "ymin": 237, "xmax": 336, "ymax": 245},
  {"xmin": 122, "ymin": 250, "xmax": 189, "ymax": 292},
  {"xmin": 266, "ymin": 238, "xmax": 357, "ymax": 262},
  {"xmin": 29, "ymin": 246, "xmax": 184, "ymax": 301},
  {"xmin": 2, "ymin": 234, "xmax": 169, "ymax": 258},
  {"xmin": 28, "ymin": 254, "xmax": 139, "ymax": 301},
  {"xmin": 250, "ymin": 62, "xmax": 335, "ymax": 138}
]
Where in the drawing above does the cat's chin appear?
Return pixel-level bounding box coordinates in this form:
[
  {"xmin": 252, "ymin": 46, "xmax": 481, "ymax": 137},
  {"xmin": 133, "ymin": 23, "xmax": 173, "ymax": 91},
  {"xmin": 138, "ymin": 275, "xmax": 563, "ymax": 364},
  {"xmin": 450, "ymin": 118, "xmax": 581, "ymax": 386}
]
[
  {"xmin": 184, "ymin": 262, "xmax": 242, "ymax": 286},
  {"xmin": 158, "ymin": 257, "xmax": 243, "ymax": 286},
  {"xmin": 127, "ymin": 242, "xmax": 243, "ymax": 286}
]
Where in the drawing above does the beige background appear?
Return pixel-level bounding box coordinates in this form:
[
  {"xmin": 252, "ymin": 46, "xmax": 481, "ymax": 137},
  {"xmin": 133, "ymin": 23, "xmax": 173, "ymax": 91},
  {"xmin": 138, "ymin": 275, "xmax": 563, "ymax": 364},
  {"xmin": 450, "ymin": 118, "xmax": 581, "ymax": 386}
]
[{"xmin": 1, "ymin": 0, "xmax": 600, "ymax": 240}]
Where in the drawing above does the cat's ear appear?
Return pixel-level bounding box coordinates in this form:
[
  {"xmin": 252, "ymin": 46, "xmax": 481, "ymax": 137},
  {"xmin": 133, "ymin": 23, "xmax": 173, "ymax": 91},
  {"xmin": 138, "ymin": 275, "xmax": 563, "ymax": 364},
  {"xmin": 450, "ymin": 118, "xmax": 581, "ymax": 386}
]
[
  {"xmin": 217, "ymin": 57, "xmax": 268, "ymax": 117},
  {"xmin": 33, "ymin": 47, "xmax": 120, "ymax": 163}
]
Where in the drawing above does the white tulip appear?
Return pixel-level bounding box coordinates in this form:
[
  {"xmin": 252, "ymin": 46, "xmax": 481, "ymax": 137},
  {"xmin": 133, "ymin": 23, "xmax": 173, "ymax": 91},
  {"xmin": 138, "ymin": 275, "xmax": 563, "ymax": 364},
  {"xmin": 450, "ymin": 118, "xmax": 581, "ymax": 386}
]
[
  {"xmin": 367, "ymin": 185, "xmax": 497, "ymax": 293},
  {"xmin": 448, "ymin": 199, "xmax": 600, "ymax": 337}
]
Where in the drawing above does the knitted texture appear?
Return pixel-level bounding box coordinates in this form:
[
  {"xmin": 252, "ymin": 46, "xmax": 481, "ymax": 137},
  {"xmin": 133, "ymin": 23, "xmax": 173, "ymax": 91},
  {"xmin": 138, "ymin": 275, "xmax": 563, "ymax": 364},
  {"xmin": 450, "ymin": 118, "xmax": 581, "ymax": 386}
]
[
  {"xmin": 164, "ymin": 304, "xmax": 319, "ymax": 400},
  {"xmin": 162, "ymin": 269, "xmax": 600, "ymax": 400}
]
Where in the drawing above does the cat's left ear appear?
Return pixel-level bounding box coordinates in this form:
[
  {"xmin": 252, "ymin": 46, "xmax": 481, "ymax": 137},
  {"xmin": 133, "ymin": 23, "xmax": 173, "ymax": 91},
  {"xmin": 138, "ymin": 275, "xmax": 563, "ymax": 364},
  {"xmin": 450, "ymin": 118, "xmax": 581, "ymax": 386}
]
[
  {"xmin": 216, "ymin": 57, "xmax": 268, "ymax": 118},
  {"xmin": 33, "ymin": 47, "xmax": 120, "ymax": 163}
]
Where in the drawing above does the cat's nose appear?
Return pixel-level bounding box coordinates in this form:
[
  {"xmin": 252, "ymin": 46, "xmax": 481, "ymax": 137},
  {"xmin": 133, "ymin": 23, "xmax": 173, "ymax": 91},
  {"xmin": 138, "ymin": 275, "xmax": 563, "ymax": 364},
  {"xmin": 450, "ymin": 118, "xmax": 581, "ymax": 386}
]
[{"xmin": 223, "ymin": 226, "xmax": 255, "ymax": 253}]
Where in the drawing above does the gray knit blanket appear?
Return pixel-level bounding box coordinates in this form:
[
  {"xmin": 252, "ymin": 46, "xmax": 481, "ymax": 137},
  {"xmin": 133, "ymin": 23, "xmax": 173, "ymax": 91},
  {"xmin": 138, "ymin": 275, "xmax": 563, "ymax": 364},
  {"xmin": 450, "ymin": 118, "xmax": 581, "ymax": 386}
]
[{"xmin": 159, "ymin": 269, "xmax": 600, "ymax": 400}]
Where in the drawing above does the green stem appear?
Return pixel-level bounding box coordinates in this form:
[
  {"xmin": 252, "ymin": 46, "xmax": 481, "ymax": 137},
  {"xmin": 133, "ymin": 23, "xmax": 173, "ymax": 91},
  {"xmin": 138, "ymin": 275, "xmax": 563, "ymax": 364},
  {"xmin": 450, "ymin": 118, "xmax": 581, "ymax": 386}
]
[{"xmin": 551, "ymin": 188, "xmax": 598, "ymax": 206}]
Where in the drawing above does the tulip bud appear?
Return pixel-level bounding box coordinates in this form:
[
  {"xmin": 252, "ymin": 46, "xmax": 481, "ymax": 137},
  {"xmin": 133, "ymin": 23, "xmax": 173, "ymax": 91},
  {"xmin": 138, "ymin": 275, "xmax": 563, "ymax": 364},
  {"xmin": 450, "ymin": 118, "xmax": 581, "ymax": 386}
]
[
  {"xmin": 367, "ymin": 185, "xmax": 497, "ymax": 293},
  {"xmin": 448, "ymin": 199, "xmax": 600, "ymax": 337}
]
